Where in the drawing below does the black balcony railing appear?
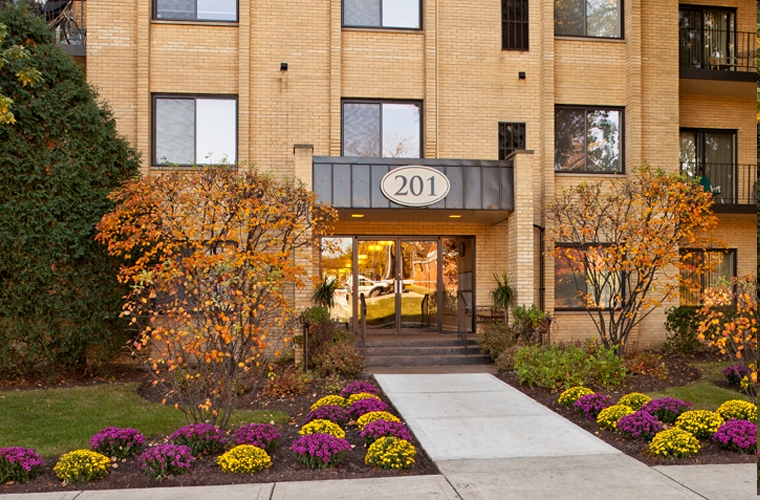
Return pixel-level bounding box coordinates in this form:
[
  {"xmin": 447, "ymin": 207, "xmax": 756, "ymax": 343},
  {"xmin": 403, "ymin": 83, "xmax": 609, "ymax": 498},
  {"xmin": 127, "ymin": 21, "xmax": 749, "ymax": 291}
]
[
  {"xmin": 679, "ymin": 27, "xmax": 756, "ymax": 73},
  {"xmin": 42, "ymin": 0, "xmax": 86, "ymax": 46},
  {"xmin": 682, "ymin": 162, "xmax": 757, "ymax": 207}
]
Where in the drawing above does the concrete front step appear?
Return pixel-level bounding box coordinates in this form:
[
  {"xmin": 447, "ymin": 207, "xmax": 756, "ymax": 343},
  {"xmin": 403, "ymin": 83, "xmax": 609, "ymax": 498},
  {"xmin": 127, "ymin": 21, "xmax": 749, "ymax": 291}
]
[
  {"xmin": 364, "ymin": 353, "xmax": 492, "ymax": 367},
  {"xmin": 359, "ymin": 345, "xmax": 479, "ymax": 357}
]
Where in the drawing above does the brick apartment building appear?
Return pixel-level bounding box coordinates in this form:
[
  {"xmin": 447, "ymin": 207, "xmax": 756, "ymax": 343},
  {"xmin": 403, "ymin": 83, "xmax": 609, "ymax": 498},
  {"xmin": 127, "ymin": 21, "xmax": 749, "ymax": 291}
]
[{"xmin": 60, "ymin": 0, "xmax": 757, "ymax": 353}]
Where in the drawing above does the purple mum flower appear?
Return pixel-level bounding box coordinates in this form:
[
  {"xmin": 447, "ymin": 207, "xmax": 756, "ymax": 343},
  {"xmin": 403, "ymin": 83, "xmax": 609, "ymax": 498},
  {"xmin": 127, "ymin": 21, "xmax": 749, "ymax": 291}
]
[
  {"xmin": 303, "ymin": 405, "xmax": 350, "ymax": 427},
  {"xmin": 573, "ymin": 393, "xmax": 612, "ymax": 421},
  {"xmin": 359, "ymin": 419, "xmax": 413, "ymax": 445},
  {"xmin": 291, "ymin": 433, "xmax": 351, "ymax": 469},
  {"xmin": 169, "ymin": 423, "xmax": 226, "ymax": 456},
  {"xmin": 340, "ymin": 381, "xmax": 380, "ymax": 398},
  {"xmin": 616, "ymin": 410, "xmax": 664, "ymax": 441},
  {"xmin": 640, "ymin": 397, "xmax": 691, "ymax": 424},
  {"xmin": 723, "ymin": 364, "xmax": 750, "ymax": 386},
  {"xmin": 712, "ymin": 419, "xmax": 757, "ymax": 453},
  {"xmin": 0, "ymin": 447, "xmax": 43, "ymax": 483},
  {"xmin": 137, "ymin": 444, "xmax": 194, "ymax": 480},
  {"xmin": 348, "ymin": 398, "xmax": 389, "ymax": 420},
  {"xmin": 233, "ymin": 423, "xmax": 281, "ymax": 452},
  {"xmin": 89, "ymin": 427, "xmax": 145, "ymax": 458}
]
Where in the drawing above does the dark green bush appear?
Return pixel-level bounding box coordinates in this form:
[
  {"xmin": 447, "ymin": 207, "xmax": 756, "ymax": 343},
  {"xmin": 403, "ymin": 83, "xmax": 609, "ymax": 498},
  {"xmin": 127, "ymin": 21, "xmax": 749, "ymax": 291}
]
[
  {"xmin": 663, "ymin": 306, "xmax": 705, "ymax": 354},
  {"xmin": 512, "ymin": 305, "xmax": 548, "ymax": 343},
  {"xmin": 0, "ymin": 5, "xmax": 140, "ymax": 378},
  {"xmin": 514, "ymin": 342, "xmax": 628, "ymax": 391}
]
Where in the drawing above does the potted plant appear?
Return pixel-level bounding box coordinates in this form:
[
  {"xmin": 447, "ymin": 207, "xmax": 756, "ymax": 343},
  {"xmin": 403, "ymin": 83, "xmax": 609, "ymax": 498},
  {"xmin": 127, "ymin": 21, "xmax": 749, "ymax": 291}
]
[
  {"xmin": 491, "ymin": 272, "xmax": 516, "ymax": 323},
  {"xmin": 312, "ymin": 275, "xmax": 341, "ymax": 308}
]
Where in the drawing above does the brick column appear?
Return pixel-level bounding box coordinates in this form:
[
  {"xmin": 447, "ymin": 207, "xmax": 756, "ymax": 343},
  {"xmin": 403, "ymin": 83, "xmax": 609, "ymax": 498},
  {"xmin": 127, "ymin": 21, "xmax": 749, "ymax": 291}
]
[
  {"xmin": 507, "ymin": 151, "xmax": 536, "ymax": 308},
  {"xmin": 294, "ymin": 145, "xmax": 316, "ymax": 311}
]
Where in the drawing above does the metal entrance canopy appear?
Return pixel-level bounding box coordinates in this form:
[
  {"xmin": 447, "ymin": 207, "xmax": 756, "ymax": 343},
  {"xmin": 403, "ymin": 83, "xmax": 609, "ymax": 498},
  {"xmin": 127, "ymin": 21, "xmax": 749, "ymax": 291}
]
[{"xmin": 313, "ymin": 157, "xmax": 514, "ymax": 212}]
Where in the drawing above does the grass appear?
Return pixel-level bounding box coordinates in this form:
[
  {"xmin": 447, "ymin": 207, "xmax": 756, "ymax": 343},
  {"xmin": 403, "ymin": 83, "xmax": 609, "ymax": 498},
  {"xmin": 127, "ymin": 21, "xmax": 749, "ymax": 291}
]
[
  {"xmin": 0, "ymin": 383, "xmax": 289, "ymax": 457},
  {"xmin": 646, "ymin": 361, "xmax": 753, "ymax": 411}
]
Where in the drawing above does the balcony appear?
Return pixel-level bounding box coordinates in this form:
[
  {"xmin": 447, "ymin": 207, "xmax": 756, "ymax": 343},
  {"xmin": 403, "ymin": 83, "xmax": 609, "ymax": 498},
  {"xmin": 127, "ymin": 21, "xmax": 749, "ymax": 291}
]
[
  {"xmin": 42, "ymin": 0, "xmax": 86, "ymax": 57},
  {"xmin": 679, "ymin": 27, "xmax": 756, "ymax": 96},
  {"xmin": 683, "ymin": 163, "xmax": 757, "ymax": 214}
]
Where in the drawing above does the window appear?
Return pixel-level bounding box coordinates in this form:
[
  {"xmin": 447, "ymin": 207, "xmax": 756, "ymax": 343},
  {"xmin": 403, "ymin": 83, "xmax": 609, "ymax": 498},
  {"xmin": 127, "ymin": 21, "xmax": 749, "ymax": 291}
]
[
  {"xmin": 554, "ymin": 0, "xmax": 621, "ymax": 38},
  {"xmin": 679, "ymin": 249, "xmax": 736, "ymax": 306},
  {"xmin": 679, "ymin": 128, "xmax": 736, "ymax": 201},
  {"xmin": 679, "ymin": 6, "xmax": 736, "ymax": 70},
  {"xmin": 554, "ymin": 245, "xmax": 621, "ymax": 310},
  {"xmin": 154, "ymin": 0, "xmax": 237, "ymax": 21},
  {"xmin": 502, "ymin": 0, "xmax": 529, "ymax": 50},
  {"xmin": 342, "ymin": 100, "xmax": 421, "ymax": 158},
  {"xmin": 555, "ymin": 106, "xmax": 623, "ymax": 173},
  {"xmin": 153, "ymin": 95, "xmax": 237, "ymax": 166},
  {"xmin": 343, "ymin": 0, "xmax": 421, "ymax": 29},
  {"xmin": 498, "ymin": 122, "xmax": 526, "ymax": 160}
]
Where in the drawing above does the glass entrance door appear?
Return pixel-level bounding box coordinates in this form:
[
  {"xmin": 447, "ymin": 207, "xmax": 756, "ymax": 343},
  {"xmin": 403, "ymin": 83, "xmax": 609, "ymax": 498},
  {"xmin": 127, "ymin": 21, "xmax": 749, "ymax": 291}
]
[
  {"xmin": 320, "ymin": 236, "xmax": 475, "ymax": 334},
  {"xmin": 356, "ymin": 240, "xmax": 397, "ymax": 332},
  {"xmin": 399, "ymin": 240, "xmax": 438, "ymax": 331}
]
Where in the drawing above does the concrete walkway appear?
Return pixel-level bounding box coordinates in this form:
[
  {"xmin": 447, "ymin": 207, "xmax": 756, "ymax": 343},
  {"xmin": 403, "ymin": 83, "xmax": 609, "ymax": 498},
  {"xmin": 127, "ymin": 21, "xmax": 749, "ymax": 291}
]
[{"xmin": 3, "ymin": 373, "xmax": 756, "ymax": 499}]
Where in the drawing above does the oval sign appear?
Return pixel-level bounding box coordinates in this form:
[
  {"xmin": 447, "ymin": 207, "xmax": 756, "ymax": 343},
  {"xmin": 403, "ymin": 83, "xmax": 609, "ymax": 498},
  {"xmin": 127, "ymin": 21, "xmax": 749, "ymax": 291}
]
[{"xmin": 380, "ymin": 166, "xmax": 450, "ymax": 207}]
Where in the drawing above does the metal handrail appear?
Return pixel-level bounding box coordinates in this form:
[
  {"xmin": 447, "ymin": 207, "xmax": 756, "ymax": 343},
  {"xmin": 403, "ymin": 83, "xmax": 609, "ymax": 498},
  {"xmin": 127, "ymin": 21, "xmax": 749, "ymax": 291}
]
[
  {"xmin": 359, "ymin": 293, "xmax": 367, "ymax": 348},
  {"xmin": 679, "ymin": 27, "xmax": 756, "ymax": 72},
  {"xmin": 681, "ymin": 162, "xmax": 757, "ymax": 205},
  {"xmin": 457, "ymin": 292, "xmax": 469, "ymax": 355}
]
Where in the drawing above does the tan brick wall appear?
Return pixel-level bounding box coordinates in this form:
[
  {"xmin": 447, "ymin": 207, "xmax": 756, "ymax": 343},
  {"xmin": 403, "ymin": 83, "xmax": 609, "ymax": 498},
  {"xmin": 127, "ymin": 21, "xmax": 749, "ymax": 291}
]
[{"xmin": 86, "ymin": 0, "xmax": 756, "ymax": 348}]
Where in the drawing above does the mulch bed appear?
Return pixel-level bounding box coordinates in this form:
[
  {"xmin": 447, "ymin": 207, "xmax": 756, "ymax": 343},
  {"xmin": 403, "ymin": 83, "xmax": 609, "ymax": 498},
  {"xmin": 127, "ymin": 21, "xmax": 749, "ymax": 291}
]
[
  {"xmin": 495, "ymin": 351, "xmax": 757, "ymax": 469},
  {"xmin": 1, "ymin": 373, "xmax": 439, "ymax": 495}
]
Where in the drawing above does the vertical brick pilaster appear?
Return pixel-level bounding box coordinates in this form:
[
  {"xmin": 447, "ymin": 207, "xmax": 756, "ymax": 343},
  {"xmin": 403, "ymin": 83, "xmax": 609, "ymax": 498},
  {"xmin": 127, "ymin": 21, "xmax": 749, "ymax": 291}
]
[{"xmin": 508, "ymin": 151, "xmax": 536, "ymax": 307}]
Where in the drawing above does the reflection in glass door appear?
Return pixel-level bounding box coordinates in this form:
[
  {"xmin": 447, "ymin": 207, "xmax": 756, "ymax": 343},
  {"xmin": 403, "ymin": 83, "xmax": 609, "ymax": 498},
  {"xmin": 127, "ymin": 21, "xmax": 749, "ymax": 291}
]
[
  {"xmin": 320, "ymin": 236, "xmax": 475, "ymax": 334},
  {"xmin": 356, "ymin": 240, "xmax": 396, "ymax": 331},
  {"xmin": 399, "ymin": 240, "xmax": 438, "ymax": 331}
]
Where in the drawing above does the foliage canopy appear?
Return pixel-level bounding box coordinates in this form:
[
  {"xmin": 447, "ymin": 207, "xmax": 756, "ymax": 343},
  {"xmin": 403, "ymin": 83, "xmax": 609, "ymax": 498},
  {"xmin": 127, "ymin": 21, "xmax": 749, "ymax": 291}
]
[{"xmin": 0, "ymin": 4, "xmax": 139, "ymax": 377}]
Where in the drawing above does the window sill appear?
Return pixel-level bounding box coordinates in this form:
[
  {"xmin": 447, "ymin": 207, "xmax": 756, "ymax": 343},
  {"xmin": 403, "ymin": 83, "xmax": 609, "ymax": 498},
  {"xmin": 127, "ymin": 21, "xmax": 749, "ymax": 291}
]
[
  {"xmin": 554, "ymin": 171, "xmax": 626, "ymax": 176},
  {"xmin": 554, "ymin": 35, "xmax": 625, "ymax": 43},
  {"xmin": 152, "ymin": 19, "xmax": 239, "ymax": 27},
  {"xmin": 342, "ymin": 26, "xmax": 423, "ymax": 34}
]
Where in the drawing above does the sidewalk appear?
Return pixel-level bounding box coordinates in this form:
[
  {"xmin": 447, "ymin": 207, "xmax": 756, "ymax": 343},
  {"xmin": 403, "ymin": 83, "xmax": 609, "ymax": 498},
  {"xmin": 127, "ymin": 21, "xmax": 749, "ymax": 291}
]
[{"xmin": 3, "ymin": 373, "xmax": 755, "ymax": 500}]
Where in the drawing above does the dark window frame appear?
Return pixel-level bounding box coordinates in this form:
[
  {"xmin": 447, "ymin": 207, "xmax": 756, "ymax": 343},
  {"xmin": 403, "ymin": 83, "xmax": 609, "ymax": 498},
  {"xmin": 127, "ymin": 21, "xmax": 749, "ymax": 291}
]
[
  {"xmin": 151, "ymin": 93, "xmax": 239, "ymax": 168},
  {"xmin": 554, "ymin": 243, "xmax": 624, "ymax": 312},
  {"xmin": 153, "ymin": 0, "xmax": 239, "ymax": 22},
  {"xmin": 502, "ymin": 0, "xmax": 529, "ymax": 50},
  {"xmin": 554, "ymin": 0, "xmax": 624, "ymax": 40},
  {"xmin": 554, "ymin": 105, "xmax": 625, "ymax": 174},
  {"xmin": 341, "ymin": 98, "xmax": 424, "ymax": 159},
  {"xmin": 679, "ymin": 248, "xmax": 737, "ymax": 306},
  {"xmin": 678, "ymin": 5, "xmax": 737, "ymax": 70},
  {"xmin": 498, "ymin": 122, "xmax": 526, "ymax": 160},
  {"xmin": 342, "ymin": 0, "xmax": 423, "ymax": 30}
]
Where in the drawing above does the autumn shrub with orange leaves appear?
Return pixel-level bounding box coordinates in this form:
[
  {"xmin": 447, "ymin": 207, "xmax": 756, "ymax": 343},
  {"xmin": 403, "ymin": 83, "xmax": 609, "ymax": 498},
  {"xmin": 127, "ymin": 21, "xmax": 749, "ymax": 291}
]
[
  {"xmin": 547, "ymin": 166, "xmax": 718, "ymax": 357},
  {"xmin": 697, "ymin": 275, "xmax": 757, "ymax": 398},
  {"xmin": 96, "ymin": 165, "xmax": 335, "ymax": 428}
]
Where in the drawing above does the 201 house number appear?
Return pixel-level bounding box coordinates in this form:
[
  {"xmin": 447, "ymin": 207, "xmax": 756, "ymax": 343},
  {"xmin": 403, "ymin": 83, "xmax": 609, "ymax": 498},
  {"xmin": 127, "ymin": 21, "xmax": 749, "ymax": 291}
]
[{"xmin": 380, "ymin": 166, "xmax": 451, "ymax": 207}]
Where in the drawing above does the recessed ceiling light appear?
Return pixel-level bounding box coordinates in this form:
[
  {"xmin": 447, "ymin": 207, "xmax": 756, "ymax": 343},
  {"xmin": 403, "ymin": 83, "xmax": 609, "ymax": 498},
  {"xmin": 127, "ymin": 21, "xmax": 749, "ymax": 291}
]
[
  {"xmin": 449, "ymin": 214, "xmax": 462, "ymax": 218},
  {"xmin": 351, "ymin": 214, "xmax": 364, "ymax": 218}
]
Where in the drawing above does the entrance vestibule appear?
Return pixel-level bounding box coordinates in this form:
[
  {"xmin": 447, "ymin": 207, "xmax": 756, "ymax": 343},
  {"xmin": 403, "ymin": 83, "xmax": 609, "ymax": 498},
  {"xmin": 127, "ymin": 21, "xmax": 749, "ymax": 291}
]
[{"xmin": 320, "ymin": 236, "xmax": 476, "ymax": 334}]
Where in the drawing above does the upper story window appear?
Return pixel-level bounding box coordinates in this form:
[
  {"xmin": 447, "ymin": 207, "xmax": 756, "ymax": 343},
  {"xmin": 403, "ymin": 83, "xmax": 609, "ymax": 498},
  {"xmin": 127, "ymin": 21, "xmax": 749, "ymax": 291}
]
[
  {"xmin": 502, "ymin": 0, "xmax": 529, "ymax": 50},
  {"xmin": 343, "ymin": 0, "xmax": 421, "ymax": 29},
  {"xmin": 555, "ymin": 106, "xmax": 623, "ymax": 173},
  {"xmin": 679, "ymin": 6, "xmax": 736, "ymax": 70},
  {"xmin": 679, "ymin": 249, "xmax": 736, "ymax": 306},
  {"xmin": 498, "ymin": 122, "xmax": 526, "ymax": 160},
  {"xmin": 153, "ymin": 95, "xmax": 237, "ymax": 166},
  {"xmin": 154, "ymin": 0, "xmax": 238, "ymax": 22},
  {"xmin": 554, "ymin": 0, "xmax": 621, "ymax": 38},
  {"xmin": 342, "ymin": 100, "xmax": 421, "ymax": 158}
]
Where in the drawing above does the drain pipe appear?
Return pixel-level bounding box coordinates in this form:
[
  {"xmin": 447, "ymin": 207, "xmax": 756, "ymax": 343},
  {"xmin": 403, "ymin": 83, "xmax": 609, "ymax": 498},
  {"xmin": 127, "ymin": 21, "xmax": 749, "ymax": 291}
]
[{"xmin": 533, "ymin": 224, "xmax": 545, "ymax": 312}]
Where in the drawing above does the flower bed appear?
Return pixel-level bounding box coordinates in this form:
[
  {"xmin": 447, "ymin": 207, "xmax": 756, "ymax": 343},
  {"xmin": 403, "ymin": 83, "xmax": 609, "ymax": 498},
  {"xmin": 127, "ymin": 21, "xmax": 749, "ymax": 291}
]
[{"xmin": 0, "ymin": 377, "xmax": 438, "ymax": 494}]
